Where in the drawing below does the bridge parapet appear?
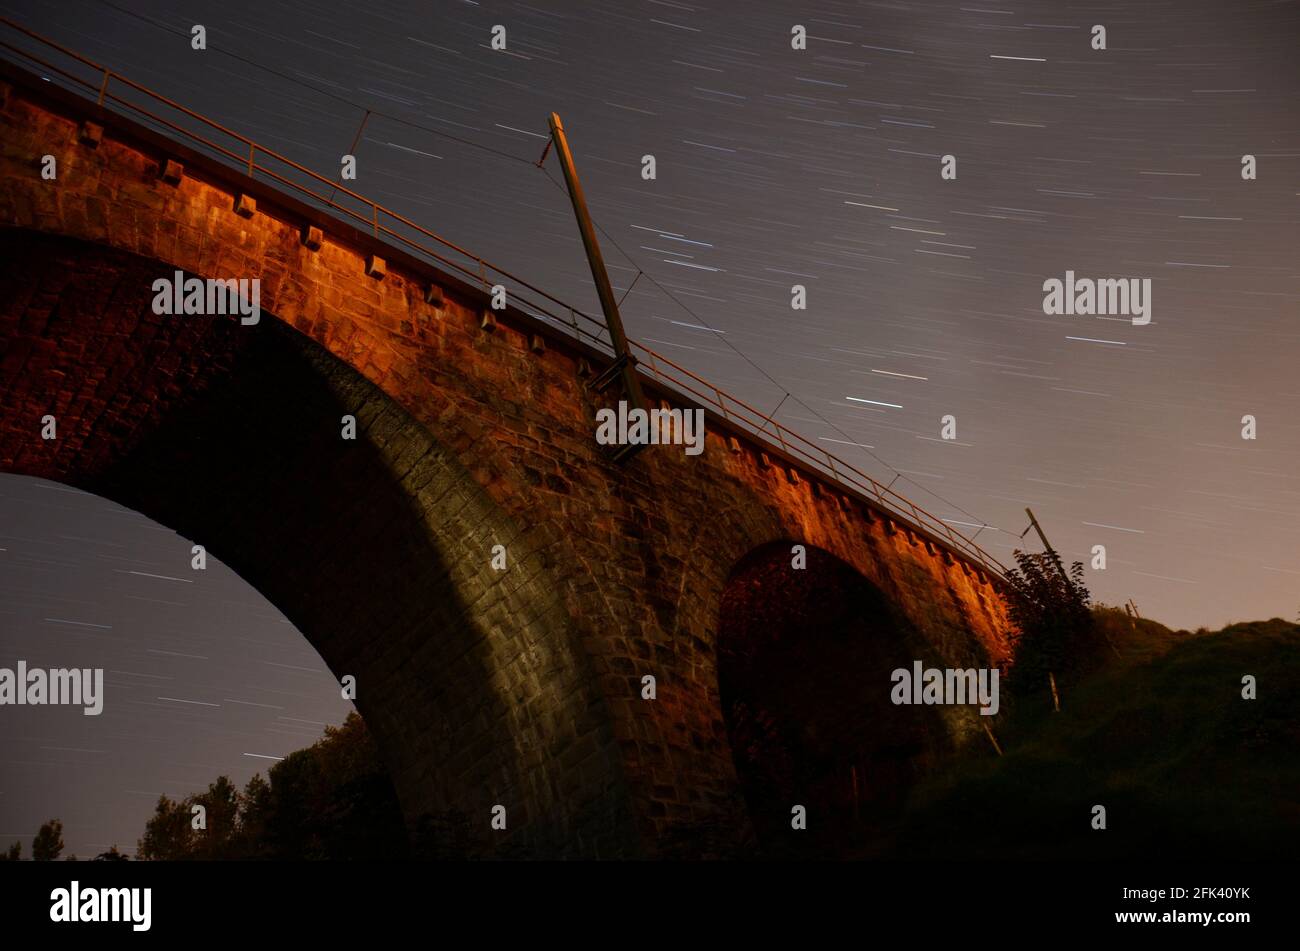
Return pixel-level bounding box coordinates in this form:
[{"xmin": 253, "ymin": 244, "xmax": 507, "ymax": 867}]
[{"xmin": 0, "ymin": 17, "xmax": 1007, "ymax": 585}]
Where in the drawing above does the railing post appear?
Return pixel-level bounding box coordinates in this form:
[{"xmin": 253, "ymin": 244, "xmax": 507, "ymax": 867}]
[
  {"xmin": 1, "ymin": 13, "xmax": 1010, "ymax": 578},
  {"xmin": 941, "ymin": 522, "xmax": 959, "ymax": 546}
]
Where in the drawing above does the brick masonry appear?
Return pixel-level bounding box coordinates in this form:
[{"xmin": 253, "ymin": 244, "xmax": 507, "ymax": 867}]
[{"xmin": 0, "ymin": 71, "xmax": 1015, "ymax": 858}]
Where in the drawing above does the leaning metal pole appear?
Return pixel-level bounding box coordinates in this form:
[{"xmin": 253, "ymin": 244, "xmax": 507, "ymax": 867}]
[{"xmin": 546, "ymin": 112, "xmax": 647, "ymax": 462}]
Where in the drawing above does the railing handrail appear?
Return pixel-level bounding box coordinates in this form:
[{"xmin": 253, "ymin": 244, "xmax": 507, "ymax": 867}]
[
  {"xmin": 629, "ymin": 341, "xmax": 1005, "ymax": 571},
  {"xmin": 0, "ymin": 16, "xmax": 1008, "ymax": 581}
]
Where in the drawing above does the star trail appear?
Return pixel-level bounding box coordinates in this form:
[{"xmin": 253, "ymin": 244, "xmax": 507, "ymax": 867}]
[
  {"xmin": 0, "ymin": 478, "xmax": 354, "ymax": 857},
  {"xmin": 0, "ymin": 0, "xmax": 1297, "ymax": 856}
]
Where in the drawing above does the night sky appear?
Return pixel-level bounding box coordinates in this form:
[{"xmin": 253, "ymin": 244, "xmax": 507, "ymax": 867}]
[
  {"xmin": 1, "ymin": 0, "xmax": 1297, "ymax": 855},
  {"xmin": 0, "ymin": 476, "xmax": 353, "ymax": 858}
]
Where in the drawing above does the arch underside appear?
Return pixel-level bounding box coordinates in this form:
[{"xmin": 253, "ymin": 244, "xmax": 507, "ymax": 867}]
[
  {"xmin": 0, "ymin": 227, "xmax": 637, "ymax": 858},
  {"xmin": 716, "ymin": 542, "xmax": 949, "ymax": 857}
]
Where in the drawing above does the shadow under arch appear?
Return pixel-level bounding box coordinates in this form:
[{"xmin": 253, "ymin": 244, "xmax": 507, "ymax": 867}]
[
  {"xmin": 716, "ymin": 540, "xmax": 948, "ymax": 859},
  {"xmin": 0, "ymin": 228, "xmax": 636, "ymax": 858}
]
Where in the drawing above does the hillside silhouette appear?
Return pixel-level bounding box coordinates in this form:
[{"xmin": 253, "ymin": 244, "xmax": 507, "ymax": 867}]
[
  {"xmin": 127, "ymin": 610, "xmax": 1299, "ymax": 860},
  {"xmin": 863, "ymin": 610, "xmax": 1300, "ymax": 860}
]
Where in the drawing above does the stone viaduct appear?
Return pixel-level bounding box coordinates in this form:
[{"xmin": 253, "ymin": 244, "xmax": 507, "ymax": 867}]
[{"xmin": 0, "ymin": 59, "xmax": 1015, "ymax": 858}]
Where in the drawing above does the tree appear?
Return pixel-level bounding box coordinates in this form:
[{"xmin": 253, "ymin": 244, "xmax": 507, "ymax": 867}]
[
  {"xmin": 32, "ymin": 819, "xmax": 64, "ymax": 861},
  {"xmin": 192, "ymin": 776, "xmax": 241, "ymax": 860},
  {"xmin": 1004, "ymin": 550, "xmax": 1099, "ymax": 701},
  {"xmin": 232, "ymin": 774, "xmax": 272, "ymax": 859},
  {"xmin": 92, "ymin": 846, "xmax": 128, "ymax": 861},
  {"xmin": 136, "ymin": 712, "xmax": 410, "ymax": 860},
  {"xmin": 0, "ymin": 841, "xmax": 20, "ymax": 861},
  {"xmin": 136, "ymin": 795, "xmax": 193, "ymax": 861}
]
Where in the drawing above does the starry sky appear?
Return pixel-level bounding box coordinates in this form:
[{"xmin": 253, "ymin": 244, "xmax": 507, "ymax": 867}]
[
  {"xmin": 0, "ymin": 476, "xmax": 354, "ymax": 858},
  {"xmin": 1, "ymin": 0, "xmax": 1297, "ymax": 854}
]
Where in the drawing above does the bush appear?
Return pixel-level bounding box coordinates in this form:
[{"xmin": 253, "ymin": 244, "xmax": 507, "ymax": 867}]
[{"xmin": 1003, "ymin": 550, "xmax": 1100, "ymax": 698}]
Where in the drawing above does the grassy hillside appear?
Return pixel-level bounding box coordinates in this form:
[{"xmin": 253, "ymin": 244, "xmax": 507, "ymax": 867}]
[{"xmin": 866, "ymin": 610, "xmax": 1300, "ymax": 860}]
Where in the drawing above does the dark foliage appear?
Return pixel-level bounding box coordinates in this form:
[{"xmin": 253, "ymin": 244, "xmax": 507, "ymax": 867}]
[
  {"xmin": 135, "ymin": 712, "xmax": 539, "ymax": 860},
  {"xmin": 32, "ymin": 819, "xmax": 64, "ymax": 861},
  {"xmin": 1003, "ymin": 550, "xmax": 1100, "ymax": 696},
  {"xmin": 137, "ymin": 711, "xmax": 409, "ymax": 860}
]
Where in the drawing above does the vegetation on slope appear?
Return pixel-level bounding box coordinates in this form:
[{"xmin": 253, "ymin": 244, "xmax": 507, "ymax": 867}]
[{"xmin": 868, "ymin": 610, "xmax": 1300, "ymax": 860}]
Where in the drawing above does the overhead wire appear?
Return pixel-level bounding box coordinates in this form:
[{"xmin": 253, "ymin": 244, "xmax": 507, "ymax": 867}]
[
  {"xmin": 536, "ymin": 169, "xmax": 1013, "ymax": 540},
  {"xmin": 81, "ymin": 0, "xmax": 1014, "ymax": 546}
]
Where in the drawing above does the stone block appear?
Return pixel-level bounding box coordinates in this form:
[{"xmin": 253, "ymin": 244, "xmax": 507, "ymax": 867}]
[
  {"xmin": 78, "ymin": 120, "xmax": 102, "ymax": 148},
  {"xmin": 160, "ymin": 159, "xmax": 184, "ymax": 186}
]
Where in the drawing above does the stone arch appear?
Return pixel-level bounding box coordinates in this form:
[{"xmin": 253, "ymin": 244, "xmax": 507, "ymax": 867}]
[
  {"xmin": 715, "ymin": 540, "xmax": 947, "ymax": 858},
  {"xmin": 0, "ymin": 227, "xmax": 638, "ymax": 858}
]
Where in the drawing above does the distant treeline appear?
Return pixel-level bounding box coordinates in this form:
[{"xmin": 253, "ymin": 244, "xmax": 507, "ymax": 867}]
[
  {"xmin": 135, "ymin": 711, "xmax": 410, "ymax": 860},
  {"xmin": 132, "ymin": 710, "xmax": 521, "ymax": 860}
]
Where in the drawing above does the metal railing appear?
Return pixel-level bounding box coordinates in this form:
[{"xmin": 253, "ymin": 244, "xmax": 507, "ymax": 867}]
[{"xmin": 0, "ymin": 16, "xmax": 1008, "ymax": 580}]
